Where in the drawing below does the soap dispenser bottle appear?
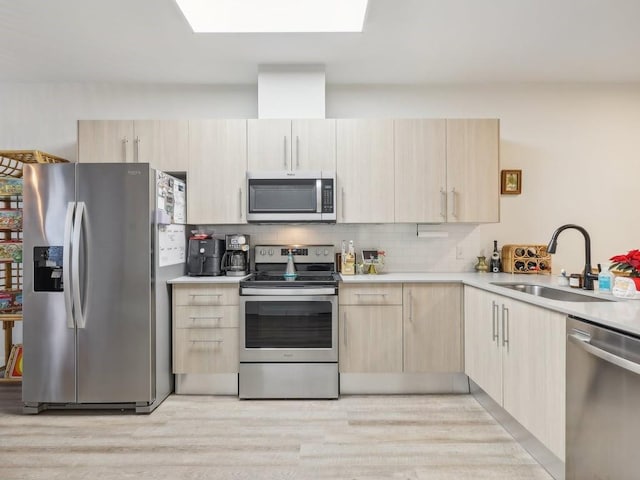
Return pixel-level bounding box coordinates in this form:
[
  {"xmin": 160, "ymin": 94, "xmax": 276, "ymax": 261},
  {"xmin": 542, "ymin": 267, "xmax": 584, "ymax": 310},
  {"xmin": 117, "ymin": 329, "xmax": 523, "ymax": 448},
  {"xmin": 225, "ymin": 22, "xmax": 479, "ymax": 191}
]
[
  {"xmin": 598, "ymin": 263, "xmax": 613, "ymax": 294},
  {"xmin": 284, "ymin": 249, "xmax": 297, "ymax": 279}
]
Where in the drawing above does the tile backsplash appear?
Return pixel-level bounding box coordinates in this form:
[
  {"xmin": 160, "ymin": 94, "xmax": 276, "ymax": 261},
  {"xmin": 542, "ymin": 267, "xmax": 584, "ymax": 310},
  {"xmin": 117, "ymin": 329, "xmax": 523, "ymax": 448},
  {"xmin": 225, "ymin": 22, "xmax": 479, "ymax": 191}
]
[{"xmin": 196, "ymin": 223, "xmax": 484, "ymax": 272}]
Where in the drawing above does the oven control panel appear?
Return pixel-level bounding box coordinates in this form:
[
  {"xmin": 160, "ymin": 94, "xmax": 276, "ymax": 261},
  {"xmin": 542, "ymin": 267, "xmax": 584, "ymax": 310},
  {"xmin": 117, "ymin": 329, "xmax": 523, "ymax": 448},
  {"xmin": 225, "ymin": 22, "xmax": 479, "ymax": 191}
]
[{"xmin": 254, "ymin": 244, "xmax": 334, "ymax": 263}]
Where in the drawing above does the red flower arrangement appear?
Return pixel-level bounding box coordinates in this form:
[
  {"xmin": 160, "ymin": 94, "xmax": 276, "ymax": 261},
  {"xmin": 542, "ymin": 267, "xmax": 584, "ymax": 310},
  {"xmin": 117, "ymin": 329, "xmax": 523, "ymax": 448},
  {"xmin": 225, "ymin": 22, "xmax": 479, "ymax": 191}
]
[{"xmin": 609, "ymin": 249, "xmax": 640, "ymax": 277}]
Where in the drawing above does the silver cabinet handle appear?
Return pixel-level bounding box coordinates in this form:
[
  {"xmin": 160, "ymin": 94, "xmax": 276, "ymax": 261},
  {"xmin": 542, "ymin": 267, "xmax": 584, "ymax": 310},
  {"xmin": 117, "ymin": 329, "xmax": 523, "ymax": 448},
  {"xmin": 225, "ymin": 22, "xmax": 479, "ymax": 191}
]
[
  {"xmin": 296, "ymin": 135, "xmax": 300, "ymax": 169},
  {"xmin": 568, "ymin": 331, "xmax": 640, "ymax": 376},
  {"xmin": 408, "ymin": 290, "xmax": 413, "ymax": 322},
  {"xmin": 440, "ymin": 188, "xmax": 446, "ymax": 219},
  {"xmin": 343, "ymin": 312, "xmax": 347, "ymax": 346},
  {"xmin": 191, "ymin": 339, "xmax": 223, "ymax": 344},
  {"xmin": 134, "ymin": 136, "xmax": 140, "ymax": 163},
  {"xmin": 189, "ymin": 315, "xmax": 224, "ymax": 324},
  {"xmin": 501, "ymin": 304, "xmax": 509, "ymax": 346},
  {"xmin": 341, "ymin": 188, "xmax": 345, "ymax": 221},
  {"xmin": 283, "ymin": 136, "xmax": 288, "ymax": 169},
  {"xmin": 450, "ymin": 187, "xmax": 457, "ymax": 218},
  {"xmin": 238, "ymin": 188, "xmax": 243, "ymax": 220},
  {"xmin": 122, "ymin": 137, "xmax": 129, "ymax": 162},
  {"xmin": 491, "ymin": 301, "xmax": 499, "ymax": 342},
  {"xmin": 190, "ymin": 293, "xmax": 222, "ymax": 297}
]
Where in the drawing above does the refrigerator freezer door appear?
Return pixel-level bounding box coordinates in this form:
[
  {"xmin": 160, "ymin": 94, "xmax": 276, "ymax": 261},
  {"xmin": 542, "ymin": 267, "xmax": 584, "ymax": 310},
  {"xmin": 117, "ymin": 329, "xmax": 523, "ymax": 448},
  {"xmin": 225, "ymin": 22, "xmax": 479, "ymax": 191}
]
[
  {"xmin": 75, "ymin": 163, "xmax": 154, "ymax": 403},
  {"xmin": 23, "ymin": 163, "xmax": 77, "ymax": 404}
]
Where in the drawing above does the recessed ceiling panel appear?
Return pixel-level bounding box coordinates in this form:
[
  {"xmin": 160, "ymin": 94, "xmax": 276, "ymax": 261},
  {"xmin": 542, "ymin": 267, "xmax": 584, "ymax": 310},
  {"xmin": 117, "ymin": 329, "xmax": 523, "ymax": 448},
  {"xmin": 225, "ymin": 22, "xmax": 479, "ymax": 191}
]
[{"xmin": 175, "ymin": 0, "xmax": 369, "ymax": 33}]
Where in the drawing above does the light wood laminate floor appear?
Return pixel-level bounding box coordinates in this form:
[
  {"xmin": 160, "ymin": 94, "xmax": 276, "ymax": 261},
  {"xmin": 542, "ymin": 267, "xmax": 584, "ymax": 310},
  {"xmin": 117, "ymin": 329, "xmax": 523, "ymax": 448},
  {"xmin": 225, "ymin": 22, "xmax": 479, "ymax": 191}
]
[{"xmin": 0, "ymin": 385, "xmax": 552, "ymax": 480}]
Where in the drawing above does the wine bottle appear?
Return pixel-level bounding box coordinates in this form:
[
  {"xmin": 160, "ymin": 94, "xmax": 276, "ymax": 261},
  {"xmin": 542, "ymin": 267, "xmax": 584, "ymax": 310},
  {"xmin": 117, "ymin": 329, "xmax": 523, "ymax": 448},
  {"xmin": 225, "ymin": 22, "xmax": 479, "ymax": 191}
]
[{"xmin": 490, "ymin": 240, "xmax": 501, "ymax": 273}]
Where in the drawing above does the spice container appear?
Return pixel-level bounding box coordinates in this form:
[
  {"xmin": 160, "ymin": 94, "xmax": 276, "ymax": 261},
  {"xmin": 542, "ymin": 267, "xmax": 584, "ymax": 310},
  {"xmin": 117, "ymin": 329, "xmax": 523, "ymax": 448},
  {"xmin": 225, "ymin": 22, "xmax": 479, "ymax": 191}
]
[{"xmin": 569, "ymin": 273, "xmax": 583, "ymax": 288}]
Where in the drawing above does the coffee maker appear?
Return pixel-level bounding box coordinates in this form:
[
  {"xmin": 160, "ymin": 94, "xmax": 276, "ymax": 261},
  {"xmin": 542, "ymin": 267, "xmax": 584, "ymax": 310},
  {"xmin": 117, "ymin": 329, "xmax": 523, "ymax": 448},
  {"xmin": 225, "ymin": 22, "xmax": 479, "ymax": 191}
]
[
  {"xmin": 222, "ymin": 234, "xmax": 250, "ymax": 276},
  {"xmin": 187, "ymin": 235, "xmax": 226, "ymax": 276}
]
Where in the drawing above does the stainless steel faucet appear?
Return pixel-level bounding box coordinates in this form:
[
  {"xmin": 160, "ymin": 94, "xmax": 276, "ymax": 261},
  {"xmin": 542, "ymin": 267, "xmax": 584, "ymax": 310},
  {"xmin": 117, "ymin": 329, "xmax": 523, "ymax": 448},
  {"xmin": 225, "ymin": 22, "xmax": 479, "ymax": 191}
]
[{"xmin": 547, "ymin": 224, "xmax": 599, "ymax": 290}]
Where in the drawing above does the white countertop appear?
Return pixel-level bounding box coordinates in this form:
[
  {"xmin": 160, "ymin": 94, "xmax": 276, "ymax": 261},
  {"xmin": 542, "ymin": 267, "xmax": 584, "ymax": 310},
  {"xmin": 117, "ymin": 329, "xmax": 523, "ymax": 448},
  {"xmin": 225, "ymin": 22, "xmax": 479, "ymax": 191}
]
[
  {"xmin": 168, "ymin": 275, "xmax": 250, "ymax": 284},
  {"xmin": 340, "ymin": 272, "xmax": 640, "ymax": 336}
]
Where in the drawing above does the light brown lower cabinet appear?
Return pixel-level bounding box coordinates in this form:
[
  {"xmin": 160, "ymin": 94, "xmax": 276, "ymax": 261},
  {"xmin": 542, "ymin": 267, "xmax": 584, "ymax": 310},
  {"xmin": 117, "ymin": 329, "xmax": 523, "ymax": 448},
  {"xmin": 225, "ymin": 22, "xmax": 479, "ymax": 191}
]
[
  {"xmin": 339, "ymin": 304, "xmax": 403, "ymax": 373},
  {"xmin": 338, "ymin": 283, "xmax": 463, "ymax": 375},
  {"xmin": 464, "ymin": 285, "xmax": 566, "ymax": 461},
  {"xmin": 403, "ymin": 283, "xmax": 463, "ymax": 373},
  {"xmin": 172, "ymin": 285, "xmax": 239, "ymax": 375}
]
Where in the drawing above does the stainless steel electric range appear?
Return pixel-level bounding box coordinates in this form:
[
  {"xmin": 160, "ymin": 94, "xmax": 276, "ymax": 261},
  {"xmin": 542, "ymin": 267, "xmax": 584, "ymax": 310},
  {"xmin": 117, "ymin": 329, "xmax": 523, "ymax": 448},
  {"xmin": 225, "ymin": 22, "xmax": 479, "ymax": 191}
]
[{"xmin": 239, "ymin": 245, "xmax": 339, "ymax": 399}]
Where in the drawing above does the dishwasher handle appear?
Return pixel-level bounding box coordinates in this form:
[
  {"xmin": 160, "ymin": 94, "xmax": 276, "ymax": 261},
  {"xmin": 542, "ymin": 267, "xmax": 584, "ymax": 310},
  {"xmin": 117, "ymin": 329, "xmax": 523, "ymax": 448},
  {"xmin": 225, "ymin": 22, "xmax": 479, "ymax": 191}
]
[{"xmin": 568, "ymin": 330, "xmax": 640, "ymax": 376}]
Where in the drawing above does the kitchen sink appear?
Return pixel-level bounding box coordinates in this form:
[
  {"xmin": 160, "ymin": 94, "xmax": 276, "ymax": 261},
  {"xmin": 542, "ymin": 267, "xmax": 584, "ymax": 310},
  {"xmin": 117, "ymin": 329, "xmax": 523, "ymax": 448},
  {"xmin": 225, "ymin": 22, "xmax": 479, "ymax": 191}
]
[{"xmin": 491, "ymin": 282, "xmax": 613, "ymax": 302}]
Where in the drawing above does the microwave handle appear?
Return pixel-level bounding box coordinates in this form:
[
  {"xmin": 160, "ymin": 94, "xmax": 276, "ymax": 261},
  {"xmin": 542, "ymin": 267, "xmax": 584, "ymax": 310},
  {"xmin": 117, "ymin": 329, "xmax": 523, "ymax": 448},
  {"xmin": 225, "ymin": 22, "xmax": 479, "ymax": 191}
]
[{"xmin": 316, "ymin": 179, "xmax": 322, "ymax": 213}]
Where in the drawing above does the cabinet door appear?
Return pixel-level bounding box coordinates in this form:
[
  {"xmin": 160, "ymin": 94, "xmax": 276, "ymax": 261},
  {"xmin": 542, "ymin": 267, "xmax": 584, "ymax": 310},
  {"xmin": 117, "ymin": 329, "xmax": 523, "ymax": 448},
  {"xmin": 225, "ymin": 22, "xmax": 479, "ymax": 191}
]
[
  {"xmin": 78, "ymin": 120, "xmax": 134, "ymax": 163},
  {"xmin": 291, "ymin": 119, "xmax": 336, "ymax": 171},
  {"xmin": 336, "ymin": 119, "xmax": 394, "ymax": 223},
  {"xmin": 394, "ymin": 119, "xmax": 446, "ymax": 223},
  {"xmin": 403, "ymin": 283, "xmax": 462, "ymax": 373},
  {"xmin": 463, "ymin": 286, "xmax": 503, "ymax": 402},
  {"xmin": 247, "ymin": 119, "xmax": 292, "ymax": 170},
  {"xmin": 339, "ymin": 305, "xmax": 402, "ymax": 373},
  {"xmin": 446, "ymin": 119, "xmax": 500, "ymax": 223},
  {"xmin": 502, "ymin": 301, "xmax": 566, "ymax": 460},
  {"xmin": 133, "ymin": 120, "xmax": 188, "ymax": 172},
  {"xmin": 188, "ymin": 120, "xmax": 247, "ymax": 224}
]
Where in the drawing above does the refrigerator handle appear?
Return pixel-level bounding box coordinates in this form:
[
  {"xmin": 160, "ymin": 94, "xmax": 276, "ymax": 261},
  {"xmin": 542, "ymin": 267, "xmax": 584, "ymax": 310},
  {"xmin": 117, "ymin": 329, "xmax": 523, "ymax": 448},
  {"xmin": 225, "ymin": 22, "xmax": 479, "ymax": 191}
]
[
  {"xmin": 63, "ymin": 202, "xmax": 76, "ymax": 328},
  {"xmin": 72, "ymin": 202, "xmax": 87, "ymax": 329}
]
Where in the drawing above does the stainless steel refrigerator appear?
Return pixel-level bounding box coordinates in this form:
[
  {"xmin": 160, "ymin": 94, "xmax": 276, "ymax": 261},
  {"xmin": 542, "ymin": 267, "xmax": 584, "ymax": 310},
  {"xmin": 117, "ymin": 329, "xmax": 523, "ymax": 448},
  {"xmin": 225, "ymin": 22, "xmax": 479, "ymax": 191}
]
[{"xmin": 22, "ymin": 163, "xmax": 186, "ymax": 414}]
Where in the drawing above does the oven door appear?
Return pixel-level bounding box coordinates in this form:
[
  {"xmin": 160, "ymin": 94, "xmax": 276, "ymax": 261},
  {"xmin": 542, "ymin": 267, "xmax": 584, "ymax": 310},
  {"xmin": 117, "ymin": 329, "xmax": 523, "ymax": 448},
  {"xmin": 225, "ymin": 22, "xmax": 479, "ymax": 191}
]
[{"xmin": 240, "ymin": 294, "xmax": 338, "ymax": 362}]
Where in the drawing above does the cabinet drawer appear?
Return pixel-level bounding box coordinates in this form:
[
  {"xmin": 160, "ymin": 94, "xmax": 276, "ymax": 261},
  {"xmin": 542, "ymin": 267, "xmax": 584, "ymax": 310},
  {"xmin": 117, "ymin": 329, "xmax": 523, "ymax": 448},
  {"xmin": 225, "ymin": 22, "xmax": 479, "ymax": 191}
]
[
  {"xmin": 174, "ymin": 305, "xmax": 239, "ymax": 329},
  {"xmin": 173, "ymin": 328, "xmax": 239, "ymax": 374},
  {"xmin": 174, "ymin": 284, "xmax": 239, "ymax": 306},
  {"xmin": 339, "ymin": 283, "xmax": 402, "ymax": 305}
]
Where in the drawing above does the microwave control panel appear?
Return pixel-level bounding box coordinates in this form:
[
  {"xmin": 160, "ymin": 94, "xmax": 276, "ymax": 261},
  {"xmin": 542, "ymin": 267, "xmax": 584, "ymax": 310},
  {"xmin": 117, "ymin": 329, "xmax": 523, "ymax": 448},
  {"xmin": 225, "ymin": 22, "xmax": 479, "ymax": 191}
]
[{"xmin": 321, "ymin": 179, "xmax": 334, "ymax": 213}]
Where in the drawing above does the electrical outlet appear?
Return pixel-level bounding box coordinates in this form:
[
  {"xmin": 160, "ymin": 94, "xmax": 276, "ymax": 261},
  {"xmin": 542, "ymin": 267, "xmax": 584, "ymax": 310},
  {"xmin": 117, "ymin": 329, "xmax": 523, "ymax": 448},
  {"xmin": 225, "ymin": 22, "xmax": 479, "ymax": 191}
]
[{"xmin": 456, "ymin": 245, "xmax": 464, "ymax": 259}]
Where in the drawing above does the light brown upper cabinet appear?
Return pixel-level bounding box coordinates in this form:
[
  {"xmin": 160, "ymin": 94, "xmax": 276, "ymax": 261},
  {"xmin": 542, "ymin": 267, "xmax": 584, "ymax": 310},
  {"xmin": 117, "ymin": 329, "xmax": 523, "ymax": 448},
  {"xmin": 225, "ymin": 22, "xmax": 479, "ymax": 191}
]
[
  {"xmin": 78, "ymin": 120, "xmax": 188, "ymax": 172},
  {"xmin": 247, "ymin": 119, "xmax": 336, "ymax": 171},
  {"xmin": 336, "ymin": 119, "xmax": 395, "ymax": 223},
  {"xmin": 394, "ymin": 118, "xmax": 499, "ymax": 223},
  {"xmin": 445, "ymin": 119, "xmax": 500, "ymax": 223},
  {"xmin": 394, "ymin": 119, "xmax": 447, "ymax": 223},
  {"xmin": 188, "ymin": 119, "xmax": 247, "ymax": 225}
]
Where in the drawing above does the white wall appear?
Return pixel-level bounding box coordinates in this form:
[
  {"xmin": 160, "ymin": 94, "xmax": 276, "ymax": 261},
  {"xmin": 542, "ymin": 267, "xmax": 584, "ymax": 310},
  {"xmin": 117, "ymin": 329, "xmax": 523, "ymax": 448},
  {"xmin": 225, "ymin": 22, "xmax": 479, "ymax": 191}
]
[{"xmin": 2, "ymin": 81, "xmax": 640, "ymax": 358}]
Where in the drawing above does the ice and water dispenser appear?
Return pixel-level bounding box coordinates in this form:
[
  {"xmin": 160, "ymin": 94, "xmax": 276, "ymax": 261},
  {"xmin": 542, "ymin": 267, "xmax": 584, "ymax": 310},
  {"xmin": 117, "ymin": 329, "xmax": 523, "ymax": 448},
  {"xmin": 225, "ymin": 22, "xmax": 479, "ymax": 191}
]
[{"xmin": 33, "ymin": 246, "xmax": 64, "ymax": 292}]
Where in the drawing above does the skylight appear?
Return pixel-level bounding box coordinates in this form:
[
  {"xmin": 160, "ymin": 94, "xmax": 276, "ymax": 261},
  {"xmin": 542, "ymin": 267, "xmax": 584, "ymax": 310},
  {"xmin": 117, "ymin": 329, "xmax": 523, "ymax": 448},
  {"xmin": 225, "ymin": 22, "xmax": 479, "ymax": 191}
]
[{"xmin": 175, "ymin": 0, "xmax": 369, "ymax": 33}]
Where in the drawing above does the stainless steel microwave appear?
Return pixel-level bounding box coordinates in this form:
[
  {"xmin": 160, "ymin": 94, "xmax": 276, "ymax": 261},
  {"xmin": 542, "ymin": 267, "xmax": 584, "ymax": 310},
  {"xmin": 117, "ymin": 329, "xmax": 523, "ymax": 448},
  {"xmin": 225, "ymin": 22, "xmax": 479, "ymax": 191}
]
[{"xmin": 246, "ymin": 171, "xmax": 336, "ymax": 223}]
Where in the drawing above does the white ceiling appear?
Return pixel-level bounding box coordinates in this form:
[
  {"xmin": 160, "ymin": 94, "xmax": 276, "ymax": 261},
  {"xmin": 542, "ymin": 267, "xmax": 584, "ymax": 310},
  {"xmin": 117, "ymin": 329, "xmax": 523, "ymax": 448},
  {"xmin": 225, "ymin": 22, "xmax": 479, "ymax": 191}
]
[{"xmin": 2, "ymin": 0, "xmax": 640, "ymax": 85}]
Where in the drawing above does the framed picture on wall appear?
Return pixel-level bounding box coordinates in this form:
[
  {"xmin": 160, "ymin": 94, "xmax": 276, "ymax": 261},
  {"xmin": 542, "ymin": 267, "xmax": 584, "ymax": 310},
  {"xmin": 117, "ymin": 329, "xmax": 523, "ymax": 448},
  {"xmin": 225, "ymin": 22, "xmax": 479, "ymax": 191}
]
[{"xmin": 501, "ymin": 169, "xmax": 522, "ymax": 195}]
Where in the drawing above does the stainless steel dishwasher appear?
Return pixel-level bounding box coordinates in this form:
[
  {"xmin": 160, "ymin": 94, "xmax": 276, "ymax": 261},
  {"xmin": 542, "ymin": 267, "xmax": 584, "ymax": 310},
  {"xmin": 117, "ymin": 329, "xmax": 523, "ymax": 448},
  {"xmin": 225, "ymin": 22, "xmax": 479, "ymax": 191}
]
[{"xmin": 566, "ymin": 315, "xmax": 640, "ymax": 479}]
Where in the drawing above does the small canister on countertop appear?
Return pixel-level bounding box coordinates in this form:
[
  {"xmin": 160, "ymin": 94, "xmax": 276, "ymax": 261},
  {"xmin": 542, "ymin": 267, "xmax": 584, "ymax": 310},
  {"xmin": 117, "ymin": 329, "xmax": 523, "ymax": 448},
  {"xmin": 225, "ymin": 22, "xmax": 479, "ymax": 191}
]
[{"xmin": 569, "ymin": 273, "xmax": 583, "ymax": 288}]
